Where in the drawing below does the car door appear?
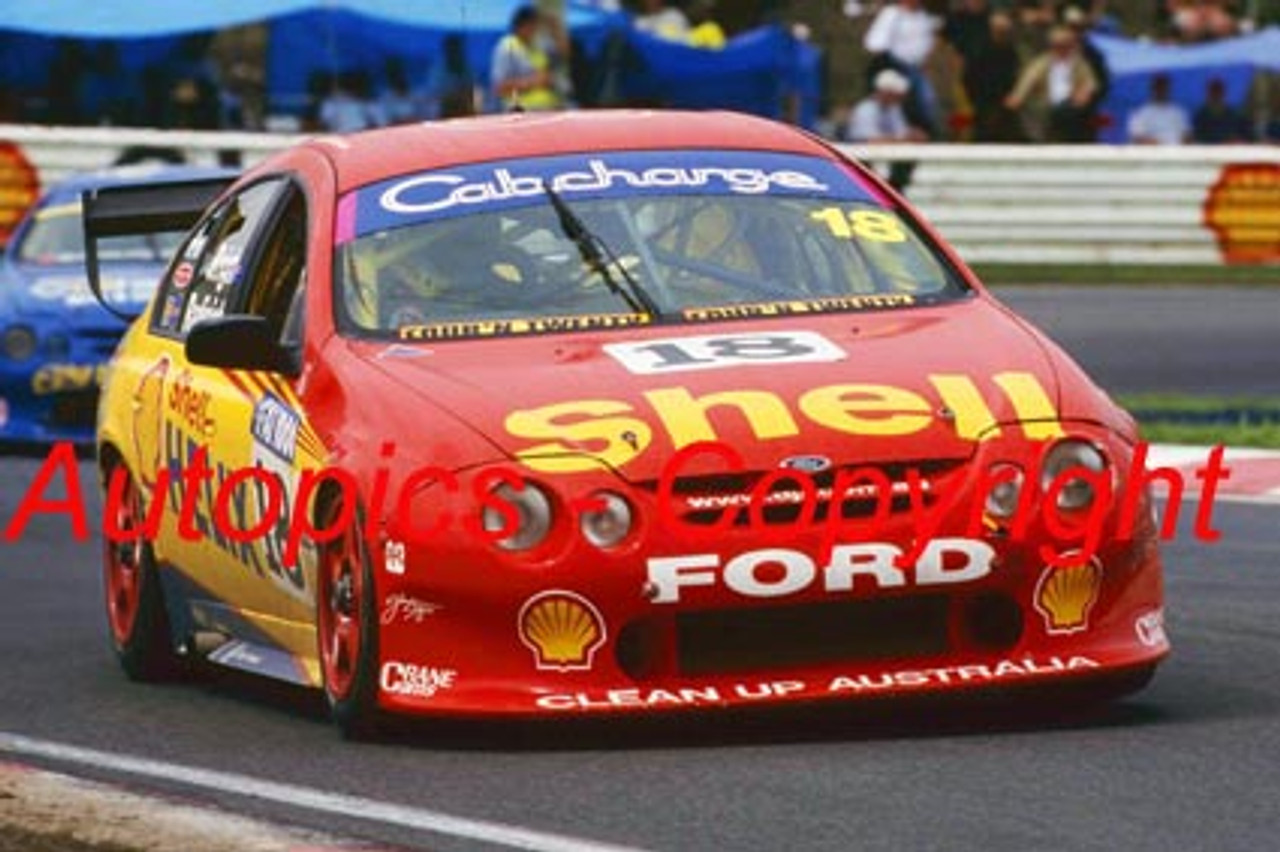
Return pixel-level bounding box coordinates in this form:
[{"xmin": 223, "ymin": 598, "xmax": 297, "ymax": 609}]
[{"xmin": 129, "ymin": 176, "xmax": 324, "ymax": 676}]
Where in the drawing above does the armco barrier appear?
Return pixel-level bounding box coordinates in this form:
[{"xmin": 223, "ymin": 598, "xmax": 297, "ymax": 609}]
[
  {"xmin": 0, "ymin": 123, "xmax": 1277, "ymax": 266},
  {"xmin": 0, "ymin": 124, "xmax": 297, "ymax": 246},
  {"xmin": 841, "ymin": 143, "xmax": 1280, "ymax": 266}
]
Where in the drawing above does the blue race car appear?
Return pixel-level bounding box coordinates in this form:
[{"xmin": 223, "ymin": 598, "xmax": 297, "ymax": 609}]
[{"xmin": 0, "ymin": 165, "xmax": 234, "ymax": 445}]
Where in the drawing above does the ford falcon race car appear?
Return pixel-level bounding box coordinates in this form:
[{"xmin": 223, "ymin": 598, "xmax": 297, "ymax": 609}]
[
  {"xmin": 90, "ymin": 111, "xmax": 1168, "ymax": 737},
  {"xmin": 0, "ymin": 165, "xmax": 233, "ymax": 445}
]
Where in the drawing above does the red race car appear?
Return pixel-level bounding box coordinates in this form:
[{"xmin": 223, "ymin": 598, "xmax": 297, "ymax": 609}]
[{"xmin": 89, "ymin": 111, "xmax": 1168, "ymax": 737}]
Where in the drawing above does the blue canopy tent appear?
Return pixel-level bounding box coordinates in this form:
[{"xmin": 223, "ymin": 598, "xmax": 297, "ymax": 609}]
[
  {"xmin": 0, "ymin": 2, "xmax": 617, "ymax": 121},
  {"xmin": 616, "ymin": 25, "xmax": 821, "ymax": 126},
  {"xmin": 0, "ymin": 1, "xmax": 818, "ymax": 126},
  {"xmin": 0, "ymin": 1, "xmax": 608, "ymax": 38},
  {"xmin": 1091, "ymin": 28, "xmax": 1280, "ymax": 142}
]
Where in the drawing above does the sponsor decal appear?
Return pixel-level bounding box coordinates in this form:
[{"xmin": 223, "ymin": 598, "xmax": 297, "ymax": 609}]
[
  {"xmin": 681, "ymin": 294, "xmax": 916, "ymax": 322},
  {"xmin": 30, "ymin": 364, "xmax": 107, "ymax": 396},
  {"xmin": 1135, "ymin": 608, "xmax": 1168, "ymax": 648},
  {"xmin": 167, "ymin": 369, "xmax": 214, "ymax": 436},
  {"xmin": 28, "ymin": 276, "xmax": 87, "ymax": 301},
  {"xmin": 518, "ymin": 590, "xmax": 607, "ymax": 671},
  {"xmin": 645, "ymin": 538, "xmax": 995, "ymax": 604},
  {"xmin": 1203, "ymin": 163, "xmax": 1280, "ymax": 264},
  {"xmin": 384, "ymin": 540, "xmax": 406, "ymax": 575},
  {"xmin": 375, "ymin": 152, "xmax": 837, "ymax": 214},
  {"xmin": 172, "ymin": 261, "xmax": 194, "ymax": 290},
  {"xmin": 205, "ymin": 242, "xmax": 242, "ymax": 287},
  {"xmin": 0, "ymin": 142, "xmax": 40, "ymax": 246},
  {"xmin": 1034, "ymin": 557, "xmax": 1103, "ymax": 635},
  {"xmin": 250, "ymin": 393, "xmax": 300, "ymax": 464},
  {"xmin": 604, "ymin": 331, "xmax": 845, "ymax": 375},
  {"xmin": 181, "ymin": 293, "xmax": 226, "ymax": 333},
  {"xmin": 679, "ymin": 469, "xmax": 926, "ymax": 513},
  {"xmin": 535, "ymin": 656, "xmax": 1102, "ymax": 709},
  {"xmin": 160, "ymin": 293, "xmax": 184, "ymax": 330},
  {"xmin": 380, "ymin": 662, "xmax": 457, "ymax": 698},
  {"xmin": 347, "ymin": 150, "xmax": 870, "ymax": 237},
  {"xmin": 375, "ymin": 344, "xmax": 430, "ymax": 359},
  {"xmin": 504, "ymin": 370, "xmax": 1063, "ymax": 474},
  {"xmin": 131, "ymin": 356, "xmax": 170, "ymax": 488},
  {"xmin": 183, "ymin": 232, "xmax": 209, "ymax": 261},
  {"xmin": 381, "ymin": 593, "xmax": 442, "ymax": 625},
  {"xmin": 241, "ymin": 381, "xmax": 313, "ymax": 605},
  {"xmin": 208, "ymin": 640, "xmax": 264, "ymax": 668},
  {"xmin": 399, "ymin": 312, "xmax": 650, "ymax": 341},
  {"xmin": 29, "ymin": 275, "xmax": 155, "ymax": 308},
  {"xmin": 780, "ymin": 455, "xmax": 832, "ymax": 473}
]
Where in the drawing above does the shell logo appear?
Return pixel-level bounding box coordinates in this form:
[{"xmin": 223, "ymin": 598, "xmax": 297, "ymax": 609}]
[
  {"xmin": 0, "ymin": 142, "xmax": 40, "ymax": 247},
  {"xmin": 518, "ymin": 590, "xmax": 607, "ymax": 671},
  {"xmin": 1203, "ymin": 163, "xmax": 1280, "ymax": 264},
  {"xmin": 131, "ymin": 356, "xmax": 171, "ymax": 491},
  {"xmin": 1034, "ymin": 558, "xmax": 1103, "ymax": 635}
]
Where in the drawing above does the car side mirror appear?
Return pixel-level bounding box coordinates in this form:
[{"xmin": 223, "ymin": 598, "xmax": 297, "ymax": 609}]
[{"xmin": 185, "ymin": 315, "xmax": 296, "ymax": 374}]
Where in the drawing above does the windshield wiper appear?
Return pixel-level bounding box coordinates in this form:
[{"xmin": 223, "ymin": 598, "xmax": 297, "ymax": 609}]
[{"xmin": 541, "ymin": 181, "xmax": 662, "ymax": 318}]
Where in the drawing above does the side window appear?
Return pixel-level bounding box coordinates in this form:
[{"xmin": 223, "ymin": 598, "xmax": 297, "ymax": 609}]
[
  {"xmin": 152, "ymin": 179, "xmax": 285, "ymax": 338},
  {"xmin": 242, "ymin": 187, "xmax": 307, "ymax": 349}
]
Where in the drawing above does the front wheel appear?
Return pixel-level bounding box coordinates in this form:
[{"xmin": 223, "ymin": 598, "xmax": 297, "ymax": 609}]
[
  {"xmin": 103, "ymin": 463, "xmax": 181, "ymax": 681},
  {"xmin": 316, "ymin": 497, "xmax": 382, "ymax": 739}
]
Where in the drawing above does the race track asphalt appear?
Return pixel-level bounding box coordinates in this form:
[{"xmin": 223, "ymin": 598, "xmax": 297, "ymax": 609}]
[
  {"xmin": 0, "ymin": 285, "xmax": 1277, "ymax": 851},
  {"xmin": 994, "ymin": 285, "xmax": 1279, "ymax": 396},
  {"xmin": 0, "ymin": 477, "xmax": 1277, "ymax": 851}
]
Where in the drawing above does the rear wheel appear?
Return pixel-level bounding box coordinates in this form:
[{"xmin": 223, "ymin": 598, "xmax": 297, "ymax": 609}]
[
  {"xmin": 103, "ymin": 463, "xmax": 180, "ymax": 681},
  {"xmin": 316, "ymin": 497, "xmax": 382, "ymax": 739}
]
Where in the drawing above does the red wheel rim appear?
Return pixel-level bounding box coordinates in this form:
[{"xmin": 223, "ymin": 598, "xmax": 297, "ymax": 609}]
[
  {"xmin": 317, "ymin": 502, "xmax": 364, "ymax": 700},
  {"xmin": 104, "ymin": 471, "xmax": 144, "ymax": 644}
]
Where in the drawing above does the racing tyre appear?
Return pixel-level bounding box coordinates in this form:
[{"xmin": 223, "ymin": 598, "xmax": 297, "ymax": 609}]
[
  {"xmin": 316, "ymin": 498, "xmax": 383, "ymax": 739},
  {"xmin": 103, "ymin": 464, "xmax": 181, "ymax": 681}
]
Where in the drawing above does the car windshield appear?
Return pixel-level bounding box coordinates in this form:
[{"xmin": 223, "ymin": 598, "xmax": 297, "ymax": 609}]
[
  {"xmin": 334, "ymin": 150, "xmax": 966, "ymax": 341},
  {"xmin": 15, "ymin": 201, "xmax": 183, "ymax": 265}
]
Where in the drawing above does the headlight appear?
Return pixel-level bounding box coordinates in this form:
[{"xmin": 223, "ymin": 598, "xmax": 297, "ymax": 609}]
[
  {"xmin": 579, "ymin": 491, "xmax": 633, "ymax": 549},
  {"xmin": 483, "ymin": 482, "xmax": 553, "ymax": 551},
  {"xmin": 984, "ymin": 464, "xmax": 1024, "ymax": 519},
  {"xmin": 1041, "ymin": 440, "xmax": 1108, "ymax": 511},
  {"xmin": 2, "ymin": 325, "xmax": 37, "ymax": 361}
]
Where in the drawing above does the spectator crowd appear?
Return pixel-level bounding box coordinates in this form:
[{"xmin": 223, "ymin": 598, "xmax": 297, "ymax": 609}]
[
  {"xmin": 0, "ymin": 1, "xmax": 739, "ymax": 133},
  {"xmin": 0, "ymin": 0, "xmax": 1274, "ymax": 147},
  {"xmin": 824, "ymin": 0, "xmax": 1273, "ymax": 146}
]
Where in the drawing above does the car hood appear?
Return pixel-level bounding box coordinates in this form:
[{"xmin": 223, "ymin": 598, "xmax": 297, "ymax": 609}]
[
  {"xmin": 0, "ymin": 260, "xmax": 162, "ymax": 328},
  {"xmin": 356, "ymin": 298, "xmax": 1064, "ymax": 482}
]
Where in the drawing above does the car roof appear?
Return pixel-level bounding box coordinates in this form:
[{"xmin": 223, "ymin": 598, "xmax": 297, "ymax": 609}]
[
  {"xmin": 39, "ymin": 164, "xmax": 238, "ymax": 206},
  {"xmin": 302, "ymin": 110, "xmax": 837, "ymax": 193}
]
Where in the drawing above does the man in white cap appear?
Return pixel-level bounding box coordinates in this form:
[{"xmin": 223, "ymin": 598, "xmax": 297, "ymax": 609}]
[{"xmin": 847, "ymin": 69, "xmax": 929, "ymax": 144}]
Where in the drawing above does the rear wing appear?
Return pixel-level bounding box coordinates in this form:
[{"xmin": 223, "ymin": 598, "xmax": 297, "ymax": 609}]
[{"xmin": 81, "ymin": 176, "xmax": 234, "ymax": 320}]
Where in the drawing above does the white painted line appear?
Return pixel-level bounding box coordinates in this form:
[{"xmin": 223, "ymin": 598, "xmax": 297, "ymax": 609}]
[
  {"xmin": 0, "ymin": 732, "xmax": 646, "ymax": 852},
  {"xmin": 1145, "ymin": 444, "xmax": 1280, "ymax": 470}
]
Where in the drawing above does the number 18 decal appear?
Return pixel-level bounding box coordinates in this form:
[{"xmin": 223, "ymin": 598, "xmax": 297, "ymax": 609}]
[
  {"xmin": 809, "ymin": 208, "xmax": 907, "ymax": 243},
  {"xmin": 605, "ymin": 331, "xmax": 846, "ymax": 375}
]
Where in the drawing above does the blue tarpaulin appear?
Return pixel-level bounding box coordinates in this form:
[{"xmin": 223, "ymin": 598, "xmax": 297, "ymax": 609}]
[
  {"xmin": 619, "ymin": 26, "xmax": 820, "ymax": 126},
  {"xmin": 0, "ymin": 1, "xmax": 818, "ymax": 127},
  {"xmin": 0, "ymin": 1, "xmax": 611, "ymax": 37},
  {"xmin": 1091, "ymin": 28, "xmax": 1280, "ymax": 142}
]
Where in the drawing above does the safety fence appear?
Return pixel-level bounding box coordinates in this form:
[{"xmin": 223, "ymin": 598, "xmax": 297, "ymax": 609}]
[
  {"xmin": 841, "ymin": 143, "xmax": 1280, "ymax": 266},
  {"xmin": 2, "ymin": 123, "xmax": 1277, "ymax": 266}
]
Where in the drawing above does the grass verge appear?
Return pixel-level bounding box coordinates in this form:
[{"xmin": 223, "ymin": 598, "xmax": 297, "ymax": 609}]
[
  {"xmin": 976, "ymin": 263, "xmax": 1280, "ymax": 286},
  {"xmin": 1116, "ymin": 393, "xmax": 1280, "ymax": 449}
]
